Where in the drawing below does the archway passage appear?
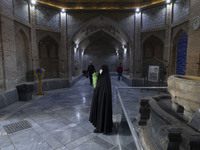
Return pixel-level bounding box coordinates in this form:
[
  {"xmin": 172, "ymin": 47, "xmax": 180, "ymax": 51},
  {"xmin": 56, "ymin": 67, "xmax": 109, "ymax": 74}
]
[
  {"xmin": 176, "ymin": 32, "xmax": 188, "ymax": 75},
  {"xmin": 81, "ymin": 31, "xmax": 120, "ymax": 72},
  {"xmin": 39, "ymin": 36, "xmax": 59, "ymax": 78}
]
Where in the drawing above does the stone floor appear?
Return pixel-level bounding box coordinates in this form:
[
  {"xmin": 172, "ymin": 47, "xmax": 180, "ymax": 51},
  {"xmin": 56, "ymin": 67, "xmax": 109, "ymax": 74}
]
[{"xmin": 0, "ymin": 76, "xmax": 128, "ymax": 150}]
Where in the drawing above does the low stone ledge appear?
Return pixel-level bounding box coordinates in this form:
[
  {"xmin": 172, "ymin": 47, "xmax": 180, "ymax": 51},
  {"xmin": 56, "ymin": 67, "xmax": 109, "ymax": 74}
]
[{"xmin": 0, "ymin": 89, "xmax": 18, "ymax": 109}]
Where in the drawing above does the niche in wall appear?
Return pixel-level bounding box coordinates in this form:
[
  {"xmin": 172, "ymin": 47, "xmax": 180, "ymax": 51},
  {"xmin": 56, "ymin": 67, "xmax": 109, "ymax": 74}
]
[
  {"xmin": 39, "ymin": 36, "xmax": 59, "ymax": 78},
  {"xmin": 143, "ymin": 35, "xmax": 166, "ymax": 82},
  {"xmin": 16, "ymin": 29, "xmax": 30, "ymax": 83}
]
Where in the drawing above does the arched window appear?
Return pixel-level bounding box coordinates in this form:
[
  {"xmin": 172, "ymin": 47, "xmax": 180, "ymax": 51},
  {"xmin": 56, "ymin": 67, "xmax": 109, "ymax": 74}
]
[{"xmin": 176, "ymin": 32, "xmax": 188, "ymax": 75}]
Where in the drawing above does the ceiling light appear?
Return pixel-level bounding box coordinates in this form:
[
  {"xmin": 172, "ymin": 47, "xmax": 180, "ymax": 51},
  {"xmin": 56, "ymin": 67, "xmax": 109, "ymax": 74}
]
[
  {"xmin": 166, "ymin": 0, "xmax": 171, "ymax": 4},
  {"xmin": 61, "ymin": 8, "xmax": 65, "ymax": 13},
  {"xmin": 135, "ymin": 8, "xmax": 140, "ymax": 13},
  {"xmin": 31, "ymin": 0, "xmax": 36, "ymax": 5}
]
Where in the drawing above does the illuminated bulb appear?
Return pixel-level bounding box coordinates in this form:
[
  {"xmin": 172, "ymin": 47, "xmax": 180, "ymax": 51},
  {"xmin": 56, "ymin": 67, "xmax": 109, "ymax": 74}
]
[
  {"xmin": 166, "ymin": 0, "xmax": 171, "ymax": 4},
  {"xmin": 31, "ymin": 0, "xmax": 36, "ymax": 5},
  {"xmin": 135, "ymin": 8, "xmax": 140, "ymax": 13},
  {"xmin": 61, "ymin": 8, "xmax": 65, "ymax": 13}
]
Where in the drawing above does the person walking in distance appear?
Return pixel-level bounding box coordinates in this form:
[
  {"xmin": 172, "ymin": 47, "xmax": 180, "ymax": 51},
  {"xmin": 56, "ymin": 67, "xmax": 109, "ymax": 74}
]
[
  {"xmin": 117, "ymin": 63, "xmax": 123, "ymax": 81},
  {"xmin": 88, "ymin": 61, "xmax": 96, "ymax": 85}
]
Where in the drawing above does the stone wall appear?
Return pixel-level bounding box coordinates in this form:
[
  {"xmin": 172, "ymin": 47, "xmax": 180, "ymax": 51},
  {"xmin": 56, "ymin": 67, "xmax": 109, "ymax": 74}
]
[
  {"xmin": 142, "ymin": 5, "xmax": 166, "ymax": 29},
  {"xmin": 173, "ymin": 0, "xmax": 189, "ymax": 23},
  {"xmin": 35, "ymin": 6, "xmax": 60, "ymax": 30},
  {"xmin": 13, "ymin": 0, "xmax": 29, "ymax": 24},
  {"xmin": 186, "ymin": 0, "xmax": 200, "ymax": 76}
]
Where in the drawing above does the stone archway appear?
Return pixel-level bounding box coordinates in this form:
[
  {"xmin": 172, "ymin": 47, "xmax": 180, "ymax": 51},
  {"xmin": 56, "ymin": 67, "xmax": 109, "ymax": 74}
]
[
  {"xmin": 82, "ymin": 31, "xmax": 119, "ymax": 72},
  {"xmin": 15, "ymin": 29, "xmax": 30, "ymax": 83},
  {"xmin": 38, "ymin": 36, "xmax": 59, "ymax": 78},
  {"xmin": 69, "ymin": 16, "xmax": 132, "ymax": 77}
]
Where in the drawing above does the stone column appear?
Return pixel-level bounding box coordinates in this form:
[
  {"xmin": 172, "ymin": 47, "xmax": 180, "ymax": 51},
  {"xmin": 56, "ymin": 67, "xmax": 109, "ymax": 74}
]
[
  {"xmin": 60, "ymin": 12, "xmax": 68, "ymax": 78},
  {"xmin": 129, "ymin": 43, "xmax": 134, "ymax": 79},
  {"xmin": 66, "ymin": 14, "xmax": 72, "ymax": 81},
  {"xmin": 164, "ymin": 3, "xmax": 172, "ymax": 80},
  {"xmin": 30, "ymin": 4, "xmax": 39, "ymax": 70},
  {"xmin": 134, "ymin": 12, "xmax": 142, "ymax": 78},
  {"xmin": 186, "ymin": 0, "xmax": 200, "ymax": 76},
  {"xmin": 0, "ymin": 0, "xmax": 17, "ymax": 91}
]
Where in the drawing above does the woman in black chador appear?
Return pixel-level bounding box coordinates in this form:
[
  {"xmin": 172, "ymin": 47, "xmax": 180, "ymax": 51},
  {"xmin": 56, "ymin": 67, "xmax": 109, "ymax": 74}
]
[{"xmin": 89, "ymin": 65, "xmax": 113, "ymax": 134}]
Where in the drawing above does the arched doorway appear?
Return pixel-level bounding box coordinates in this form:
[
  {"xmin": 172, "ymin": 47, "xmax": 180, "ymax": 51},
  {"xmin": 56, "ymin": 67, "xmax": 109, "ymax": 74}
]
[
  {"xmin": 82, "ymin": 31, "xmax": 119, "ymax": 72},
  {"xmin": 15, "ymin": 29, "xmax": 30, "ymax": 83},
  {"xmin": 69, "ymin": 16, "xmax": 132, "ymax": 78},
  {"xmin": 176, "ymin": 32, "xmax": 188, "ymax": 75},
  {"xmin": 39, "ymin": 36, "xmax": 59, "ymax": 78}
]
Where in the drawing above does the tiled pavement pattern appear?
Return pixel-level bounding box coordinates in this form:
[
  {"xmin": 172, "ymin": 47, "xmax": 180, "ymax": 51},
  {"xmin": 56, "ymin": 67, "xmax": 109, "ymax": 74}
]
[{"xmin": 0, "ymin": 76, "xmax": 128, "ymax": 150}]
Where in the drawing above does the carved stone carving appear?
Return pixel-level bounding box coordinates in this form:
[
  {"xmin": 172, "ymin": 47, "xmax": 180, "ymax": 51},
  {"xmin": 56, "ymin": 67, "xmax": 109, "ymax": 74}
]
[{"xmin": 36, "ymin": 6, "xmax": 60, "ymax": 29}]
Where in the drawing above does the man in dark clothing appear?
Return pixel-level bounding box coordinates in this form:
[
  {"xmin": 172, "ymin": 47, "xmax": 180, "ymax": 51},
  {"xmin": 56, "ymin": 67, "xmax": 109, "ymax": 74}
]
[
  {"xmin": 117, "ymin": 63, "xmax": 123, "ymax": 80},
  {"xmin": 88, "ymin": 61, "xmax": 96, "ymax": 85},
  {"xmin": 89, "ymin": 65, "xmax": 113, "ymax": 134}
]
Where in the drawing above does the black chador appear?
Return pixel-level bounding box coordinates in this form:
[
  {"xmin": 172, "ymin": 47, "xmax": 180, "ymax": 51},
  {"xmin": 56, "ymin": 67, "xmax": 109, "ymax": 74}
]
[{"xmin": 89, "ymin": 65, "xmax": 113, "ymax": 134}]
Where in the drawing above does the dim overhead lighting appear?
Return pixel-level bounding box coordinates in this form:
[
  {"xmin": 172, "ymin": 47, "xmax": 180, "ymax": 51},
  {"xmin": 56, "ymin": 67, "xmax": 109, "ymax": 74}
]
[
  {"xmin": 166, "ymin": 0, "xmax": 171, "ymax": 4},
  {"xmin": 61, "ymin": 8, "xmax": 65, "ymax": 13},
  {"xmin": 31, "ymin": 0, "xmax": 36, "ymax": 5},
  {"xmin": 135, "ymin": 8, "xmax": 140, "ymax": 13}
]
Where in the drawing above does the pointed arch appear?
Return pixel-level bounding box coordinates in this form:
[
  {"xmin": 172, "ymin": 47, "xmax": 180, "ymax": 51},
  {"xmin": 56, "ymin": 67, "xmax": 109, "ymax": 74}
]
[
  {"xmin": 69, "ymin": 16, "xmax": 133, "ymax": 77},
  {"xmin": 38, "ymin": 36, "xmax": 59, "ymax": 78},
  {"xmin": 70, "ymin": 16, "xmax": 132, "ymax": 45},
  {"xmin": 171, "ymin": 29, "xmax": 188, "ymax": 75},
  {"xmin": 142, "ymin": 35, "xmax": 166, "ymax": 82},
  {"xmin": 15, "ymin": 29, "xmax": 30, "ymax": 83}
]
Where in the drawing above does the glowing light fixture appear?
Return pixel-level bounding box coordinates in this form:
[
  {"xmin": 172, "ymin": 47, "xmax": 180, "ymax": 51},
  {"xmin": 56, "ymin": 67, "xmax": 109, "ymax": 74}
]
[
  {"xmin": 61, "ymin": 8, "xmax": 65, "ymax": 13},
  {"xmin": 166, "ymin": 0, "xmax": 171, "ymax": 4},
  {"xmin": 135, "ymin": 8, "xmax": 140, "ymax": 13},
  {"xmin": 31, "ymin": 0, "xmax": 36, "ymax": 5}
]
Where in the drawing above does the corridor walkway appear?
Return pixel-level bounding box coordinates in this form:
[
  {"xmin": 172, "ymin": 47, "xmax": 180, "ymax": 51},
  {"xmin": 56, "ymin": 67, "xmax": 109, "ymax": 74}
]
[{"xmin": 0, "ymin": 76, "xmax": 128, "ymax": 150}]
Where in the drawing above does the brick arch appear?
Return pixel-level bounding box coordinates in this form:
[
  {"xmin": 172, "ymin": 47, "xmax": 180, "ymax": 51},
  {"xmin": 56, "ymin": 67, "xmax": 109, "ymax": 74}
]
[
  {"xmin": 15, "ymin": 29, "xmax": 30, "ymax": 83},
  {"xmin": 170, "ymin": 29, "xmax": 188, "ymax": 75},
  {"xmin": 38, "ymin": 36, "xmax": 59, "ymax": 78}
]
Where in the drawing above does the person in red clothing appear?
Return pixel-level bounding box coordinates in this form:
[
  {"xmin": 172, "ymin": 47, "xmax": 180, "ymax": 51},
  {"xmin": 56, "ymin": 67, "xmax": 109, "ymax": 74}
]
[{"xmin": 117, "ymin": 63, "xmax": 123, "ymax": 81}]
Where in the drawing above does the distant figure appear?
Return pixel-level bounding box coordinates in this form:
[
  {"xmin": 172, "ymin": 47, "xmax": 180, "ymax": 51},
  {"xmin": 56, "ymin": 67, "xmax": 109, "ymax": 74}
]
[
  {"xmin": 117, "ymin": 63, "xmax": 123, "ymax": 80},
  {"xmin": 88, "ymin": 61, "xmax": 96, "ymax": 85},
  {"xmin": 89, "ymin": 65, "xmax": 113, "ymax": 134}
]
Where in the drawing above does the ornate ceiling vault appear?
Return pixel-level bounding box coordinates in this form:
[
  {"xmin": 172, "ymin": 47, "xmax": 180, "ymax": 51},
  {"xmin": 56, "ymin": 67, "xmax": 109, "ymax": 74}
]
[{"xmin": 35, "ymin": 0, "xmax": 166, "ymax": 10}]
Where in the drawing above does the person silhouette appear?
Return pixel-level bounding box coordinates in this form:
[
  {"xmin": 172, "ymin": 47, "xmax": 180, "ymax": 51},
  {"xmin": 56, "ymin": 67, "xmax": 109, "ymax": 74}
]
[
  {"xmin": 117, "ymin": 63, "xmax": 123, "ymax": 80},
  {"xmin": 87, "ymin": 61, "xmax": 96, "ymax": 85},
  {"xmin": 89, "ymin": 65, "xmax": 113, "ymax": 134}
]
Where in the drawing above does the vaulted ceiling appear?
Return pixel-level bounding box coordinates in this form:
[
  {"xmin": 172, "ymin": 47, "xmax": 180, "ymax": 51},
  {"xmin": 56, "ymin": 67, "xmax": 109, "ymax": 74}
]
[{"xmin": 35, "ymin": 0, "xmax": 166, "ymax": 10}]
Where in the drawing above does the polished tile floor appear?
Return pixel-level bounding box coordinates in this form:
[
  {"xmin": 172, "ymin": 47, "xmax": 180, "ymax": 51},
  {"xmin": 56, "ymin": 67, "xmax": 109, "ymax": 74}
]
[{"xmin": 0, "ymin": 76, "xmax": 128, "ymax": 150}]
